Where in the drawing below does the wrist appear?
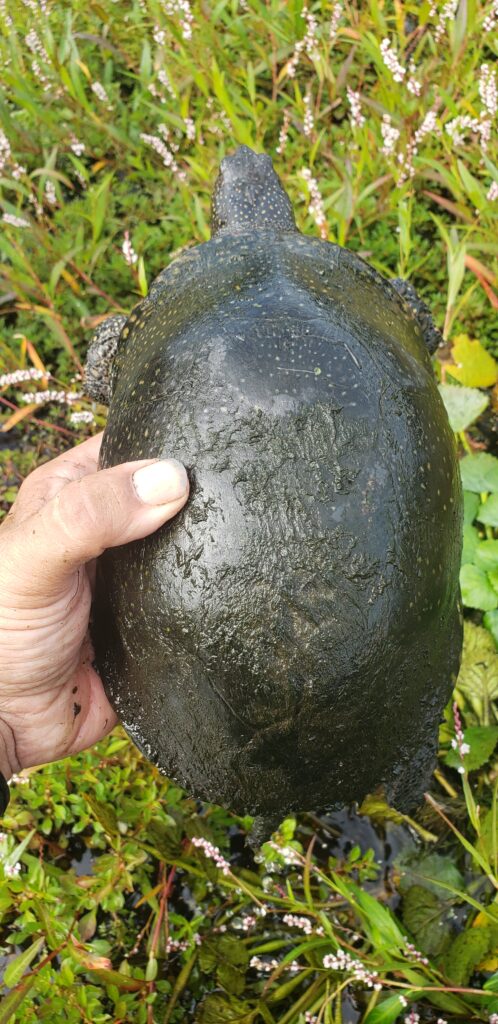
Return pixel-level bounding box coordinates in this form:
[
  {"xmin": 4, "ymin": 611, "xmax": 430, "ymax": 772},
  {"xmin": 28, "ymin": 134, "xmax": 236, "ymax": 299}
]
[{"xmin": 0, "ymin": 718, "xmax": 20, "ymax": 781}]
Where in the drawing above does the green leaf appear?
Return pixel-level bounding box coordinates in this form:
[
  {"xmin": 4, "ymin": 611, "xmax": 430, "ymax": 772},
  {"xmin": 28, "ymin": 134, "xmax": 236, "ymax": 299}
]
[
  {"xmin": 199, "ymin": 935, "xmax": 249, "ymax": 996},
  {"xmin": 475, "ymin": 540, "xmax": 498, "ymax": 571},
  {"xmin": 146, "ymin": 819, "xmax": 183, "ymax": 859},
  {"xmin": 456, "ymin": 621, "xmax": 498, "ymax": 722},
  {"xmin": 450, "ymin": 333, "xmax": 498, "ymax": 387},
  {"xmin": 460, "ymin": 563, "xmax": 498, "ymax": 611},
  {"xmin": 438, "ymin": 383, "xmax": 488, "ymax": 431},
  {"xmin": 401, "ymin": 885, "xmax": 452, "ymax": 957},
  {"xmin": 4, "ymin": 935, "xmax": 45, "ymax": 988},
  {"xmin": 218, "ymin": 959, "xmax": 247, "ymax": 997},
  {"xmin": 490, "ymin": 568, "xmax": 498, "ymax": 594},
  {"xmin": 443, "ymin": 926, "xmax": 493, "ymax": 985},
  {"xmin": 477, "ymin": 806, "xmax": 498, "ymax": 866},
  {"xmin": 358, "ymin": 793, "xmax": 437, "ymax": 842},
  {"xmin": 84, "ymin": 794, "xmax": 119, "ymax": 835},
  {"xmin": 3, "ymin": 829, "xmax": 35, "ymax": 872},
  {"xmin": 0, "ymin": 980, "xmax": 35, "ymax": 1024},
  {"xmin": 484, "ymin": 610, "xmax": 498, "ymax": 648},
  {"xmin": 139, "ymin": 40, "xmax": 151, "ymax": 81},
  {"xmin": 145, "ymin": 956, "xmax": 157, "ymax": 981},
  {"xmin": 463, "ymin": 489, "xmax": 480, "ymax": 525},
  {"xmin": 353, "ymin": 887, "xmax": 405, "ymax": 948},
  {"xmin": 210, "ymin": 58, "xmax": 254, "ymax": 147},
  {"xmin": 445, "ymin": 726, "xmax": 498, "ymax": 771},
  {"xmin": 137, "ymin": 256, "xmax": 148, "ymax": 297},
  {"xmin": 396, "ymin": 851, "xmax": 464, "ymax": 900},
  {"xmin": 460, "ymin": 453, "xmax": 498, "ymax": 494},
  {"xmin": 196, "ymin": 992, "xmax": 258, "ymax": 1023},
  {"xmin": 90, "ymin": 173, "xmax": 114, "ymax": 245},
  {"xmin": 90, "ymin": 968, "xmax": 144, "ymax": 991},
  {"xmin": 364, "ymin": 994, "xmax": 412, "ymax": 1024},
  {"xmin": 477, "ymin": 493, "xmax": 498, "ymax": 527},
  {"xmin": 462, "ymin": 523, "xmax": 480, "ymax": 565},
  {"xmin": 77, "ymin": 909, "xmax": 97, "ymax": 942}
]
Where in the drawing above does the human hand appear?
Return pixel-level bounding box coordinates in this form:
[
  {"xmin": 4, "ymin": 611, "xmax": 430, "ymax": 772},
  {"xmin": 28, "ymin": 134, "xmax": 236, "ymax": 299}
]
[{"xmin": 0, "ymin": 433, "xmax": 189, "ymax": 779}]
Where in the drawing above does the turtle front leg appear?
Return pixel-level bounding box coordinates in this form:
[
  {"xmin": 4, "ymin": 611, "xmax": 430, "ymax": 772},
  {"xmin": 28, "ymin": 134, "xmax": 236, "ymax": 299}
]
[
  {"xmin": 84, "ymin": 314, "xmax": 128, "ymax": 405},
  {"xmin": 391, "ymin": 278, "xmax": 443, "ymax": 355}
]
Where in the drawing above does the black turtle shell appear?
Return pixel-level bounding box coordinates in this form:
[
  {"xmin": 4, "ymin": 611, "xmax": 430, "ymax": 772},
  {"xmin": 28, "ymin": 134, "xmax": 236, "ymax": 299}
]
[{"xmin": 92, "ymin": 229, "xmax": 462, "ymax": 835}]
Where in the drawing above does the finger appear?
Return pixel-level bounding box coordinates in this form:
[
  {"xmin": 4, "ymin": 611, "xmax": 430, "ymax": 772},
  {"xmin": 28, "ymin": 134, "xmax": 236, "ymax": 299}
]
[
  {"xmin": 10, "ymin": 433, "xmax": 104, "ymax": 524},
  {"xmin": 7, "ymin": 458, "xmax": 189, "ymax": 598}
]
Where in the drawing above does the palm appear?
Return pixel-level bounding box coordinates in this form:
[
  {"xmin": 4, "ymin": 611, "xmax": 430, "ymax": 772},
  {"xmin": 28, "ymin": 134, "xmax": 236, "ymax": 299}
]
[{"xmin": 0, "ymin": 432, "xmax": 187, "ymax": 779}]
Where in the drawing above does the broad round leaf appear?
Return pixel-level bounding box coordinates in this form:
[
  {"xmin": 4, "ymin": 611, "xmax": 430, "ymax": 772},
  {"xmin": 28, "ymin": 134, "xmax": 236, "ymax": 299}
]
[
  {"xmin": 438, "ymin": 384, "xmax": 488, "ymax": 432},
  {"xmin": 449, "ymin": 334, "xmax": 498, "ymax": 388},
  {"xmin": 445, "ymin": 725, "xmax": 498, "ymax": 771},
  {"xmin": 463, "ymin": 490, "xmax": 480, "ymax": 525},
  {"xmin": 460, "ymin": 564, "xmax": 498, "ymax": 611},
  {"xmin": 460, "ymin": 454, "xmax": 498, "ymax": 494},
  {"xmin": 456, "ymin": 621, "xmax": 498, "ymax": 720},
  {"xmin": 477, "ymin": 493, "xmax": 498, "ymax": 527},
  {"xmin": 484, "ymin": 610, "xmax": 498, "ymax": 649},
  {"xmin": 462, "ymin": 524, "xmax": 480, "ymax": 565},
  {"xmin": 474, "ymin": 540, "xmax": 498, "ymax": 572}
]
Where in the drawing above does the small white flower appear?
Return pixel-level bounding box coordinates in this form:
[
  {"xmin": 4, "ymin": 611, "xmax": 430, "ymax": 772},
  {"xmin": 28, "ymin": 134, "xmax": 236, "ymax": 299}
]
[
  {"xmin": 380, "ymin": 114, "xmax": 400, "ymax": 157},
  {"xmin": 191, "ymin": 836, "xmax": 230, "ymax": 874},
  {"xmin": 484, "ymin": 0, "xmax": 498, "ymax": 32},
  {"xmin": 70, "ymin": 411, "xmax": 95, "ymax": 425},
  {"xmin": 153, "ymin": 24, "xmax": 166, "ymax": 45},
  {"xmin": 44, "ymin": 180, "xmax": 57, "ymax": 206},
  {"xmin": 329, "ymin": 2, "xmax": 342, "ymax": 40},
  {"xmin": 346, "ymin": 86, "xmax": 365, "ymax": 128},
  {"xmin": 0, "ymin": 368, "xmax": 47, "ymax": 387},
  {"xmin": 301, "ymin": 167, "xmax": 327, "ymax": 239},
  {"xmin": 91, "ymin": 81, "xmax": 112, "ymax": 109},
  {"xmin": 69, "ymin": 134, "xmax": 85, "ymax": 156},
  {"xmin": 4, "ymin": 862, "xmax": 21, "ymax": 878},
  {"xmin": 380, "ymin": 38, "xmax": 405, "ymax": 82},
  {"xmin": 250, "ymin": 955, "xmax": 279, "ymax": 972},
  {"xmin": 162, "ymin": 0, "xmax": 194, "ymax": 40},
  {"xmin": 276, "ymin": 110, "xmax": 291, "ymax": 155},
  {"xmin": 122, "ymin": 230, "xmax": 138, "ymax": 267},
  {"xmin": 140, "ymin": 132, "xmax": 186, "ymax": 180},
  {"xmin": 303, "ymin": 92, "xmax": 314, "ymax": 137},
  {"xmin": 282, "ymin": 914, "xmax": 313, "ymax": 934},
  {"xmin": 479, "ymin": 64, "xmax": 497, "ymax": 118},
  {"xmin": 183, "ymin": 116, "xmax": 195, "ymax": 141},
  {"xmin": 2, "ymin": 213, "xmax": 30, "ymax": 228},
  {"xmin": 20, "ymin": 389, "xmax": 81, "ymax": 406},
  {"xmin": 432, "ymin": 0, "xmax": 458, "ymax": 41}
]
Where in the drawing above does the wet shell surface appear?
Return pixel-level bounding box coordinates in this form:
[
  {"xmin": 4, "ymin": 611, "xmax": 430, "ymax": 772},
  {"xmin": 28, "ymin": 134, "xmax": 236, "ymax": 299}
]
[{"xmin": 87, "ymin": 148, "xmax": 463, "ymax": 838}]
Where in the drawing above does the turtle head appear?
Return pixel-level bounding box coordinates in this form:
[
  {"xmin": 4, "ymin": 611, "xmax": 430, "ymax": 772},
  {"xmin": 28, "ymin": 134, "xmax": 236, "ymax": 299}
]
[{"xmin": 211, "ymin": 145, "xmax": 297, "ymax": 236}]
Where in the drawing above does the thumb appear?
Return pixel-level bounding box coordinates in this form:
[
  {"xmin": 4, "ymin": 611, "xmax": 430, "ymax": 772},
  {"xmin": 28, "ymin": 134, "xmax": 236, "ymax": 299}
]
[{"xmin": 12, "ymin": 458, "xmax": 189, "ymax": 595}]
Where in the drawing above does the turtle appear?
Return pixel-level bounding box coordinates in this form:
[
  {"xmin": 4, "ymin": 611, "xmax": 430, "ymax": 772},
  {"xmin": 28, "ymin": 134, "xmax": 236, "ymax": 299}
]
[{"xmin": 85, "ymin": 145, "xmax": 463, "ymax": 841}]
